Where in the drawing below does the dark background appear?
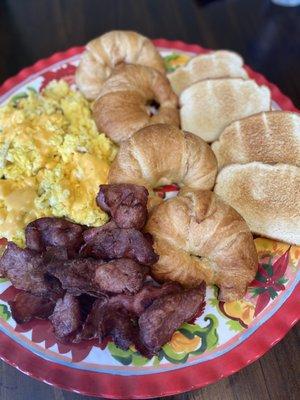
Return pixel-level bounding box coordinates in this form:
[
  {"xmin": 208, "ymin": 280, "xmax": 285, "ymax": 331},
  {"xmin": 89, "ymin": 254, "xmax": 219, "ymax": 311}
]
[
  {"xmin": 1, "ymin": 0, "xmax": 300, "ymax": 107},
  {"xmin": 0, "ymin": 0, "xmax": 299, "ymax": 399}
]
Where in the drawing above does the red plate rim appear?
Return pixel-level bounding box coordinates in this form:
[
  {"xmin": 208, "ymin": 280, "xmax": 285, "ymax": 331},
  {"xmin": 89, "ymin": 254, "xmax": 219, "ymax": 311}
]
[{"xmin": 0, "ymin": 38, "xmax": 299, "ymax": 398}]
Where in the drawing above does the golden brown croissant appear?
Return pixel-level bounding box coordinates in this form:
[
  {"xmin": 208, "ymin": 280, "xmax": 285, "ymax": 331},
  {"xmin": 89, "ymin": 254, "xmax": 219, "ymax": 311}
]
[
  {"xmin": 108, "ymin": 124, "xmax": 218, "ymax": 199},
  {"xmin": 145, "ymin": 189, "xmax": 258, "ymax": 302},
  {"xmin": 76, "ymin": 30, "xmax": 165, "ymax": 100},
  {"xmin": 92, "ymin": 65, "xmax": 179, "ymax": 144}
]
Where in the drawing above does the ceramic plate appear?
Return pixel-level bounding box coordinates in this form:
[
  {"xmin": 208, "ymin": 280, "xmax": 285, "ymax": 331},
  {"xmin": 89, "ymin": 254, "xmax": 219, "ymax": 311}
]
[{"xmin": 0, "ymin": 39, "xmax": 299, "ymax": 399}]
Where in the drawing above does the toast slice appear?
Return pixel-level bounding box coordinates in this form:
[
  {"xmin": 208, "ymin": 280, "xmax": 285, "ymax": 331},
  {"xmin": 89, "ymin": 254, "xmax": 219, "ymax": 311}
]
[
  {"xmin": 214, "ymin": 162, "xmax": 300, "ymax": 245},
  {"xmin": 180, "ymin": 78, "xmax": 271, "ymax": 142},
  {"xmin": 168, "ymin": 50, "xmax": 248, "ymax": 94},
  {"xmin": 212, "ymin": 111, "xmax": 300, "ymax": 169}
]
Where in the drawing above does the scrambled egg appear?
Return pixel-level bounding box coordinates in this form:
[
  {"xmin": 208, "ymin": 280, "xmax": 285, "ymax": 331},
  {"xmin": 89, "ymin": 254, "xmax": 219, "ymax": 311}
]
[{"xmin": 0, "ymin": 80, "xmax": 117, "ymax": 246}]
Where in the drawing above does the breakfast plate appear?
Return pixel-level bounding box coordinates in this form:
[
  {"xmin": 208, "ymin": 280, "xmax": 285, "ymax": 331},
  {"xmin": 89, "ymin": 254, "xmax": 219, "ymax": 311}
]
[{"xmin": 0, "ymin": 39, "xmax": 299, "ymax": 399}]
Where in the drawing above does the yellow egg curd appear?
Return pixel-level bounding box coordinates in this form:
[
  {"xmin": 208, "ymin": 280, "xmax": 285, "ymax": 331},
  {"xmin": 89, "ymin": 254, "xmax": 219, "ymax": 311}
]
[{"xmin": 0, "ymin": 80, "xmax": 117, "ymax": 246}]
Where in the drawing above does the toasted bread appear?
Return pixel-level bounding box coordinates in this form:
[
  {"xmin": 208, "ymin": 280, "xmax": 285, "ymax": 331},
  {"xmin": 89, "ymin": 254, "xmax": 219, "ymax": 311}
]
[
  {"xmin": 168, "ymin": 50, "xmax": 248, "ymax": 94},
  {"xmin": 212, "ymin": 111, "xmax": 300, "ymax": 169},
  {"xmin": 180, "ymin": 78, "xmax": 271, "ymax": 142},
  {"xmin": 214, "ymin": 162, "xmax": 300, "ymax": 244}
]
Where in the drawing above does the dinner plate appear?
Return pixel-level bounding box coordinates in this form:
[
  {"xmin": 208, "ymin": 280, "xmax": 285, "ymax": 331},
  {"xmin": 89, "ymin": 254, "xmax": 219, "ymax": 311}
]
[{"xmin": 0, "ymin": 39, "xmax": 299, "ymax": 399}]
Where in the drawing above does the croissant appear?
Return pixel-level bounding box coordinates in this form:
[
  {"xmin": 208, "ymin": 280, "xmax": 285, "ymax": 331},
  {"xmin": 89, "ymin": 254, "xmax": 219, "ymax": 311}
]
[
  {"xmin": 76, "ymin": 30, "xmax": 165, "ymax": 100},
  {"xmin": 108, "ymin": 124, "xmax": 218, "ymax": 200},
  {"xmin": 92, "ymin": 65, "xmax": 179, "ymax": 143},
  {"xmin": 145, "ymin": 189, "xmax": 258, "ymax": 302}
]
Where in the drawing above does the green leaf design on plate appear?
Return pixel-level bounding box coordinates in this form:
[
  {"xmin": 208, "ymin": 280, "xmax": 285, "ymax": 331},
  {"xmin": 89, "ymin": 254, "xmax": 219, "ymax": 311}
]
[
  {"xmin": 191, "ymin": 314, "xmax": 219, "ymax": 354},
  {"xmin": 0, "ymin": 277, "xmax": 8, "ymax": 283},
  {"xmin": 268, "ymin": 287, "xmax": 278, "ymax": 300},
  {"xmin": 263, "ymin": 262, "xmax": 273, "ymax": 276},
  {"xmin": 164, "ymin": 53, "xmax": 181, "ymax": 72},
  {"xmin": 255, "ymin": 271, "xmax": 267, "ymax": 283},
  {"xmin": 0, "ymin": 304, "xmax": 11, "ymax": 321},
  {"xmin": 162, "ymin": 344, "xmax": 189, "ymax": 364},
  {"xmin": 11, "ymin": 92, "xmax": 28, "ymax": 105},
  {"xmin": 161, "ymin": 314, "xmax": 219, "ymax": 363},
  {"xmin": 107, "ymin": 314, "xmax": 219, "ymax": 366},
  {"xmin": 250, "ymin": 287, "xmax": 267, "ymax": 297},
  {"xmin": 209, "ymin": 297, "xmax": 219, "ymax": 307},
  {"xmin": 131, "ymin": 352, "xmax": 149, "ymax": 367},
  {"xmin": 226, "ymin": 319, "xmax": 244, "ymax": 332},
  {"xmin": 107, "ymin": 342, "xmax": 149, "ymax": 367},
  {"xmin": 277, "ymin": 277, "xmax": 288, "ymax": 285},
  {"xmin": 27, "ymin": 86, "xmax": 38, "ymax": 93}
]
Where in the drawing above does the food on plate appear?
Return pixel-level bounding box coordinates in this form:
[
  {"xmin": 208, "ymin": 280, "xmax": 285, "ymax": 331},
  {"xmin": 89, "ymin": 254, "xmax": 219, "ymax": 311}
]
[
  {"xmin": 0, "ymin": 80, "xmax": 117, "ymax": 246},
  {"xmin": 75, "ymin": 282, "xmax": 205, "ymax": 356},
  {"xmin": 0, "ymin": 183, "xmax": 206, "ymax": 357},
  {"xmin": 76, "ymin": 30, "xmax": 165, "ymax": 100},
  {"xmin": 48, "ymin": 257, "xmax": 148, "ymax": 296},
  {"xmin": 97, "ymin": 183, "xmax": 148, "ymax": 229},
  {"xmin": 108, "ymin": 124, "xmax": 218, "ymax": 203},
  {"xmin": 9, "ymin": 291, "xmax": 55, "ymax": 324},
  {"xmin": 25, "ymin": 217, "xmax": 86, "ymax": 256},
  {"xmin": 139, "ymin": 285, "xmax": 205, "ymax": 353},
  {"xmin": 92, "ymin": 64, "xmax": 179, "ymax": 143},
  {"xmin": 214, "ymin": 162, "xmax": 300, "ymax": 245},
  {"xmin": 0, "ymin": 242, "xmax": 64, "ymax": 300},
  {"xmin": 212, "ymin": 111, "xmax": 300, "ymax": 169},
  {"xmin": 145, "ymin": 189, "xmax": 258, "ymax": 302},
  {"xmin": 76, "ymin": 296, "xmax": 143, "ymax": 351},
  {"xmin": 180, "ymin": 78, "xmax": 271, "ymax": 142},
  {"xmin": 108, "ymin": 281, "xmax": 182, "ymax": 316},
  {"xmin": 168, "ymin": 50, "xmax": 248, "ymax": 94},
  {"xmin": 81, "ymin": 221, "xmax": 158, "ymax": 266},
  {"xmin": 50, "ymin": 293, "xmax": 82, "ymax": 342}
]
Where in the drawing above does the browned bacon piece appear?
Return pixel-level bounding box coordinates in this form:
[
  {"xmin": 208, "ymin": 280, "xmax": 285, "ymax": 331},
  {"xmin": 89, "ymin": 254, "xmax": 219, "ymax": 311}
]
[
  {"xmin": 94, "ymin": 258, "xmax": 148, "ymax": 294},
  {"xmin": 82, "ymin": 223, "xmax": 158, "ymax": 266},
  {"xmin": 9, "ymin": 291, "xmax": 55, "ymax": 324},
  {"xmin": 97, "ymin": 184, "xmax": 148, "ymax": 229},
  {"xmin": 25, "ymin": 217, "xmax": 86, "ymax": 257},
  {"xmin": 74, "ymin": 297, "xmax": 107, "ymax": 341},
  {"xmin": 109, "ymin": 282, "xmax": 182, "ymax": 316},
  {"xmin": 47, "ymin": 258, "xmax": 148, "ymax": 297},
  {"xmin": 47, "ymin": 258, "xmax": 103, "ymax": 297},
  {"xmin": 0, "ymin": 242, "xmax": 63, "ymax": 299},
  {"xmin": 75, "ymin": 298, "xmax": 138, "ymax": 351},
  {"xmin": 49, "ymin": 293, "xmax": 82, "ymax": 342},
  {"xmin": 139, "ymin": 283, "xmax": 206, "ymax": 353}
]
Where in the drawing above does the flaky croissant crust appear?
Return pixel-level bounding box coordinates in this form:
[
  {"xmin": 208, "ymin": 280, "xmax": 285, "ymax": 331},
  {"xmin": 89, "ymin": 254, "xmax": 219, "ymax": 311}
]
[
  {"xmin": 92, "ymin": 65, "xmax": 179, "ymax": 143},
  {"xmin": 145, "ymin": 189, "xmax": 258, "ymax": 302},
  {"xmin": 76, "ymin": 30, "xmax": 165, "ymax": 100},
  {"xmin": 108, "ymin": 124, "xmax": 218, "ymax": 195}
]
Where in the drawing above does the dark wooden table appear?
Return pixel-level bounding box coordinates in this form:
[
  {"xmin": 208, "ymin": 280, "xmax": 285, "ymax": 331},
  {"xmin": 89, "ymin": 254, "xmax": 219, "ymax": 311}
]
[{"xmin": 0, "ymin": 0, "xmax": 299, "ymax": 399}]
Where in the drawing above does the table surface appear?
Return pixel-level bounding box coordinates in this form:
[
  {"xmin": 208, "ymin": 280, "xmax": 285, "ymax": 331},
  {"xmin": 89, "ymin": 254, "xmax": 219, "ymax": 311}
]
[{"xmin": 0, "ymin": 0, "xmax": 299, "ymax": 399}]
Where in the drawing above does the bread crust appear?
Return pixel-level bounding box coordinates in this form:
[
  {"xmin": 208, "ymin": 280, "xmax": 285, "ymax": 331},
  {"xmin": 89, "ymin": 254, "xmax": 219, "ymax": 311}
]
[
  {"xmin": 92, "ymin": 65, "xmax": 179, "ymax": 143},
  {"xmin": 76, "ymin": 30, "xmax": 165, "ymax": 100},
  {"xmin": 214, "ymin": 162, "xmax": 300, "ymax": 244},
  {"xmin": 108, "ymin": 124, "xmax": 218, "ymax": 199},
  {"xmin": 212, "ymin": 111, "xmax": 300, "ymax": 169},
  {"xmin": 168, "ymin": 50, "xmax": 248, "ymax": 95},
  {"xmin": 180, "ymin": 78, "xmax": 271, "ymax": 142},
  {"xmin": 145, "ymin": 189, "xmax": 258, "ymax": 302}
]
